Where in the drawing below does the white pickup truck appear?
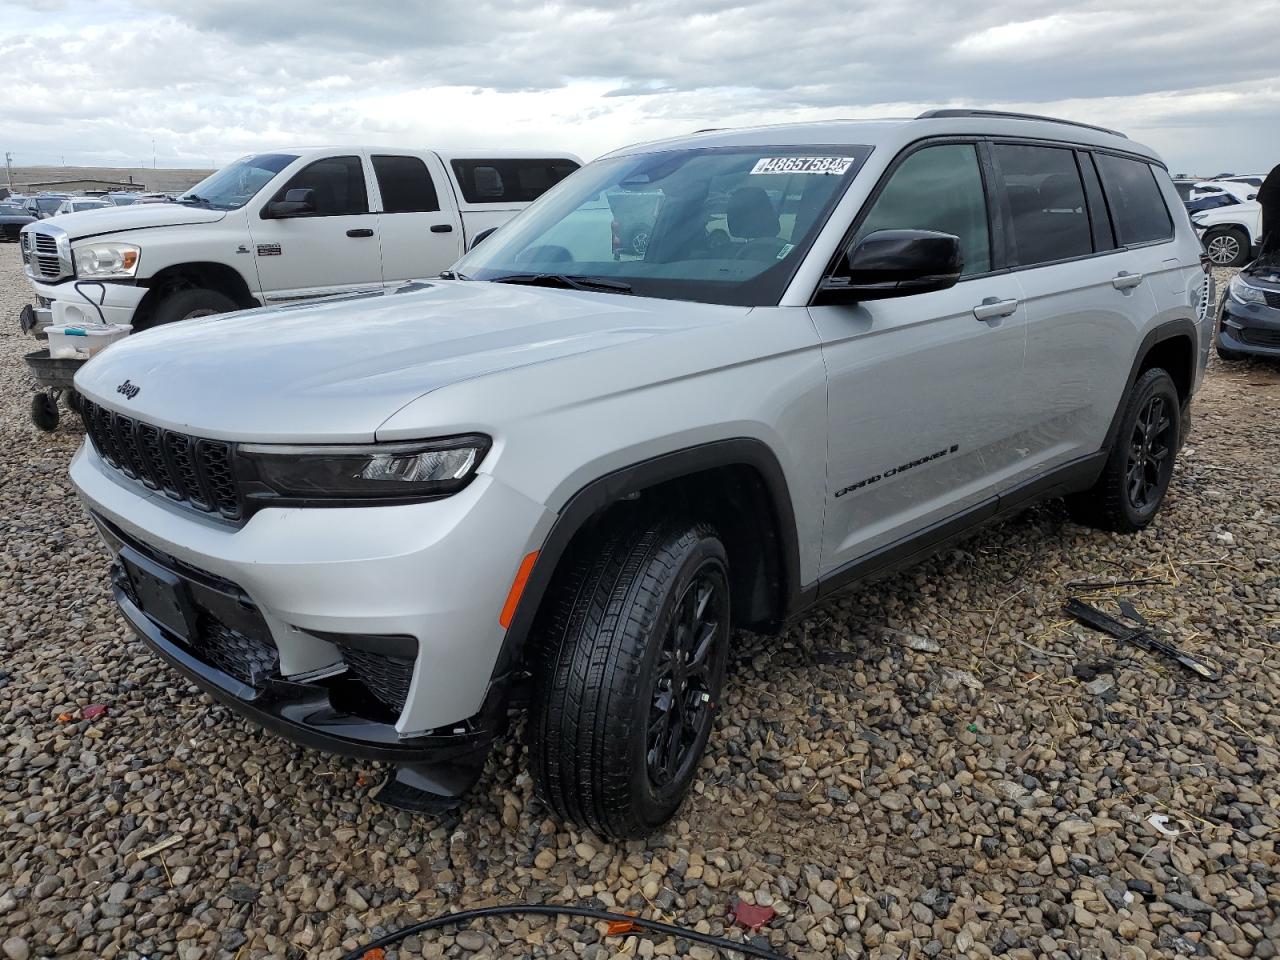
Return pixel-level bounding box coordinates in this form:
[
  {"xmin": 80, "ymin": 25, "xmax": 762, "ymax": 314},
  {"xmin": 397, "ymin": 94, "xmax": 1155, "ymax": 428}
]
[{"xmin": 19, "ymin": 147, "xmax": 581, "ymax": 331}]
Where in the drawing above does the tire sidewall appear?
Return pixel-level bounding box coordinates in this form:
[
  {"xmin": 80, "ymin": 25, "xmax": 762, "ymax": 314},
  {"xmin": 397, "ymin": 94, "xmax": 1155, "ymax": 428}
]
[
  {"xmin": 1116, "ymin": 370, "xmax": 1180, "ymax": 528},
  {"xmin": 147, "ymin": 288, "xmax": 238, "ymax": 329},
  {"xmin": 626, "ymin": 534, "xmax": 730, "ymax": 829}
]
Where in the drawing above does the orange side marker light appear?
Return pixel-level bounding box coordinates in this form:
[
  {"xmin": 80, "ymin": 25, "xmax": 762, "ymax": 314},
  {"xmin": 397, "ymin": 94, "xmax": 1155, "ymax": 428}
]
[{"xmin": 499, "ymin": 551, "xmax": 540, "ymax": 629}]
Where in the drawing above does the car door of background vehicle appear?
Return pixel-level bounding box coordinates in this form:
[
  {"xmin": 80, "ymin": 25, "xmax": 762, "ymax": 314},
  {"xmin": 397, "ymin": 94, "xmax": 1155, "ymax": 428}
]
[
  {"xmin": 808, "ymin": 141, "xmax": 1030, "ymax": 576},
  {"xmin": 248, "ymin": 153, "xmax": 382, "ymax": 301},
  {"xmin": 990, "ymin": 142, "xmax": 1159, "ymax": 471},
  {"xmin": 371, "ymin": 153, "xmax": 464, "ymax": 285}
]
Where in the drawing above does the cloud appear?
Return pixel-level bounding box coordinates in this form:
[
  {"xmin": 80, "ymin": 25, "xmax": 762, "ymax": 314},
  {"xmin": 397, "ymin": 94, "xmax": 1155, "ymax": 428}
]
[{"xmin": 0, "ymin": 0, "xmax": 1277, "ymax": 173}]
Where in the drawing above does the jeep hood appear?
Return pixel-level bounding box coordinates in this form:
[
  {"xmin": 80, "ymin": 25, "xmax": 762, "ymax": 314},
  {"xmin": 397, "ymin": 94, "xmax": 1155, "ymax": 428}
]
[
  {"xmin": 75, "ymin": 281, "xmax": 744, "ymax": 442},
  {"xmin": 49, "ymin": 203, "xmax": 226, "ymax": 239}
]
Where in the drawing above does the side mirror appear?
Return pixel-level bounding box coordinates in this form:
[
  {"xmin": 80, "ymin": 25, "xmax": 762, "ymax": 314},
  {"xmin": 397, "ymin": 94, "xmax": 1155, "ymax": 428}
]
[
  {"xmin": 1247, "ymin": 193, "xmax": 1257, "ymax": 201},
  {"xmin": 817, "ymin": 229, "xmax": 963, "ymax": 304},
  {"xmin": 263, "ymin": 188, "xmax": 316, "ymax": 219},
  {"xmin": 469, "ymin": 226, "xmax": 498, "ymax": 250}
]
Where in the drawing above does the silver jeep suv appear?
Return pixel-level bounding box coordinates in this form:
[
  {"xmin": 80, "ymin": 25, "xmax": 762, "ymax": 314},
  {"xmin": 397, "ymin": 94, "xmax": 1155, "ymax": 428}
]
[{"xmin": 71, "ymin": 109, "xmax": 1213, "ymax": 838}]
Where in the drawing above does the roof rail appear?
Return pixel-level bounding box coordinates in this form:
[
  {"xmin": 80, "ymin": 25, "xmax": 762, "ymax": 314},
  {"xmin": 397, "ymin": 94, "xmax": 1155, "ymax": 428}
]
[{"xmin": 916, "ymin": 109, "xmax": 1128, "ymax": 140}]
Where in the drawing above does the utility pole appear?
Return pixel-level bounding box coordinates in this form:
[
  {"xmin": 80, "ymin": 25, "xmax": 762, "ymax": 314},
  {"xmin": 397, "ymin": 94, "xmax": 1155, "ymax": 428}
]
[
  {"xmin": 152, "ymin": 139, "xmax": 156, "ymax": 170},
  {"xmin": 4, "ymin": 152, "xmax": 12, "ymax": 191}
]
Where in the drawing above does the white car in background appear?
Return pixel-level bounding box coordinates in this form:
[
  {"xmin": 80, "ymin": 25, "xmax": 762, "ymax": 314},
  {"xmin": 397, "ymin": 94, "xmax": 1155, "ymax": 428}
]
[
  {"xmin": 53, "ymin": 198, "xmax": 113, "ymax": 216},
  {"xmin": 1191, "ymin": 196, "xmax": 1262, "ymax": 267}
]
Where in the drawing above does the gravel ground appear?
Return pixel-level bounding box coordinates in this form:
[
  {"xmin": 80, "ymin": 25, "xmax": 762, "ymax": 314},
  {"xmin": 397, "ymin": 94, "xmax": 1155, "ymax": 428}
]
[{"xmin": 1, "ymin": 246, "xmax": 1277, "ymax": 960}]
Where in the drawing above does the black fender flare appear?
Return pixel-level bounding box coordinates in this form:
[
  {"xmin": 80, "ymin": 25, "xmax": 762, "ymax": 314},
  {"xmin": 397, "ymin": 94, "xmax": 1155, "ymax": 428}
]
[{"xmin": 493, "ymin": 438, "xmax": 803, "ymax": 679}]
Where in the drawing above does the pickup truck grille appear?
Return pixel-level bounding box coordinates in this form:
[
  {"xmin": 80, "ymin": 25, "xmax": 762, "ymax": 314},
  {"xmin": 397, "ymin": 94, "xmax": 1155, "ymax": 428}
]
[
  {"xmin": 80, "ymin": 399, "xmax": 243, "ymax": 521},
  {"xmin": 23, "ymin": 229, "xmax": 72, "ymax": 282}
]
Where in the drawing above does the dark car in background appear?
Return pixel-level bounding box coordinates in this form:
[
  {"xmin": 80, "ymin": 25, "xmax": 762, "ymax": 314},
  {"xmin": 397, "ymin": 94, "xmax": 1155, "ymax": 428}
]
[
  {"xmin": 1217, "ymin": 265, "xmax": 1280, "ymax": 361},
  {"xmin": 25, "ymin": 194, "xmax": 70, "ymax": 219},
  {"xmin": 0, "ymin": 201, "xmax": 36, "ymax": 240}
]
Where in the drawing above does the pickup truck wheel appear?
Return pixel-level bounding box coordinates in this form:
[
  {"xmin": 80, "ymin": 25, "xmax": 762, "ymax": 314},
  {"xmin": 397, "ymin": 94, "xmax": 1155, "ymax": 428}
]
[
  {"xmin": 529, "ymin": 516, "xmax": 730, "ymax": 839},
  {"xmin": 1203, "ymin": 227, "xmax": 1250, "ymax": 267},
  {"xmin": 145, "ymin": 288, "xmax": 239, "ymax": 329},
  {"xmin": 1066, "ymin": 368, "xmax": 1180, "ymax": 533}
]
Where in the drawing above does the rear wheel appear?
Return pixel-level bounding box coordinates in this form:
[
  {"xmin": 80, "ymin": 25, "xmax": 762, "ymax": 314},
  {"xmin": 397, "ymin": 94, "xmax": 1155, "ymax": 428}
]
[
  {"xmin": 144, "ymin": 288, "xmax": 239, "ymax": 330},
  {"xmin": 1203, "ymin": 227, "xmax": 1250, "ymax": 267},
  {"xmin": 529, "ymin": 515, "xmax": 730, "ymax": 838},
  {"xmin": 1067, "ymin": 368, "xmax": 1180, "ymax": 533}
]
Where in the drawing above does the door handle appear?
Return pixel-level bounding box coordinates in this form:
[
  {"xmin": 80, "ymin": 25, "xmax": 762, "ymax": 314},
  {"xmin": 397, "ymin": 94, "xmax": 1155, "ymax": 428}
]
[
  {"xmin": 1112, "ymin": 271, "xmax": 1144, "ymax": 290},
  {"xmin": 430, "ymin": 224, "xmax": 454, "ymax": 234},
  {"xmin": 346, "ymin": 228, "xmax": 374, "ymax": 238},
  {"xmin": 973, "ymin": 297, "xmax": 1019, "ymax": 321}
]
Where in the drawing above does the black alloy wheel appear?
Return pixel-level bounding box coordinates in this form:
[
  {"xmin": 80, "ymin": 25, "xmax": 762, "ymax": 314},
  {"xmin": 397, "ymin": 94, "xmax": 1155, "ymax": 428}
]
[
  {"xmin": 1125, "ymin": 393, "xmax": 1175, "ymax": 511},
  {"xmin": 646, "ymin": 565, "xmax": 727, "ymax": 790}
]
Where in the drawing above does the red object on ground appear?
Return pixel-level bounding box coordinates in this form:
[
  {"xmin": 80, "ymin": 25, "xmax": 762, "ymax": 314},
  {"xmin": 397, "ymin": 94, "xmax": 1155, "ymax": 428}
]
[
  {"xmin": 730, "ymin": 900, "xmax": 777, "ymax": 931},
  {"xmin": 82, "ymin": 704, "xmax": 108, "ymax": 720},
  {"xmin": 360, "ymin": 948, "xmax": 385, "ymax": 960}
]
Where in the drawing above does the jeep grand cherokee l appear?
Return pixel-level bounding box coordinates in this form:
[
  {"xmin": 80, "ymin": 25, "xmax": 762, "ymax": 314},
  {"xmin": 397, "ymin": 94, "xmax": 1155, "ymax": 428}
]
[{"xmin": 70, "ymin": 110, "xmax": 1213, "ymax": 838}]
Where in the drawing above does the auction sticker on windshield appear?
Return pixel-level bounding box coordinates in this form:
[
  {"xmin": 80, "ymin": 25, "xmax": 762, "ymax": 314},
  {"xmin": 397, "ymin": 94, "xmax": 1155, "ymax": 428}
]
[{"xmin": 749, "ymin": 157, "xmax": 854, "ymax": 176}]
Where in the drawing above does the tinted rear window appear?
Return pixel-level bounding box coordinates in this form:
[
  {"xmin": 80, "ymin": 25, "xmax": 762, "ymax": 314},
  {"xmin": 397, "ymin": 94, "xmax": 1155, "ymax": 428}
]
[
  {"xmin": 372, "ymin": 155, "xmax": 440, "ymax": 214},
  {"xmin": 992, "ymin": 143, "xmax": 1093, "ymax": 266},
  {"xmin": 1095, "ymin": 154, "xmax": 1174, "ymax": 246},
  {"xmin": 450, "ymin": 158, "xmax": 580, "ymax": 204}
]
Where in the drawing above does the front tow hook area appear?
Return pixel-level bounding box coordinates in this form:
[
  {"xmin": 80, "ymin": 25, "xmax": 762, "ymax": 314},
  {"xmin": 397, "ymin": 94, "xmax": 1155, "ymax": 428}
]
[{"xmin": 372, "ymin": 747, "xmax": 492, "ymax": 814}]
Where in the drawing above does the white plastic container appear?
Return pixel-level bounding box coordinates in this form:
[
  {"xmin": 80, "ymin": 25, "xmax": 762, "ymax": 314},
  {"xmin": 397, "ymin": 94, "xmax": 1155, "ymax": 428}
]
[{"xmin": 45, "ymin": 324, "xmax": 133, "ymax": 360}]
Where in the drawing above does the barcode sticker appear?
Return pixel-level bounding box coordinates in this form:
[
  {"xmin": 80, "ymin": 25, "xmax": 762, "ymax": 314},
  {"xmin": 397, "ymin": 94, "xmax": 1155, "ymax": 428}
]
[{"xmin": 749, "ymin": 157, "xmax": 854, "ymax": 176}]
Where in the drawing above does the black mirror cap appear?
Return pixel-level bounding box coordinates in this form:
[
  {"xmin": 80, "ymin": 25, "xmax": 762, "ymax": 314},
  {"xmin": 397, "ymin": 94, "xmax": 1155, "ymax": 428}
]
[
  {"xmin": 817, "ymin": 229, "xmax": 964, "ymax": 304},
  {"xmin": 262, "ymin": 187, "xmax": 316, "ymax": 219}
]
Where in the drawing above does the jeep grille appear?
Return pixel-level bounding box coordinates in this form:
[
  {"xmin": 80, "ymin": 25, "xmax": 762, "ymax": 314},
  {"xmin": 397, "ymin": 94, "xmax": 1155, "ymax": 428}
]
[{"xmin": 80, "ymin": 399, "xmax": 243, "ymax": 521}]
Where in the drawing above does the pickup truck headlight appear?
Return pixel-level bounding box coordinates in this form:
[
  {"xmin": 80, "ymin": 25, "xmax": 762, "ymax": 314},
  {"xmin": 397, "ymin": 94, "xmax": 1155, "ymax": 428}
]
[
  {"xmin": 74, "ymin": 241, "xmax": 141, "ymax": 278},
  {"xmin": 1228, "ymin": 275, "xmax": 1266, "ymax": 305},
  {"xmin": 237, "ymin": 435, "xmax": 490, "ymax": 503}
]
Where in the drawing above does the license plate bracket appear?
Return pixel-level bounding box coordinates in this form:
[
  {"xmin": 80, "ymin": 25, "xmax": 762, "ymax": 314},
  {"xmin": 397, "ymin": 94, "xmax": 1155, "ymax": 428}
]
[{"xmin": 120, "ymin": 547, "xmax": 197, "ymax": 641}]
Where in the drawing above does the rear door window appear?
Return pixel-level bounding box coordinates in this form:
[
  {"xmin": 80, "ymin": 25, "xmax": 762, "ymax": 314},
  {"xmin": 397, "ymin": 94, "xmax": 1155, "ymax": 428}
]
[
  {"xmin": 450, "ymin": 158, "xmax": 580, "ymax": 204},
  {"xmin": 372, "ymin": 155, "xmax": 440, "ymax": 213},
  {"xmin": 854, "ymin": 143, "xmax": 991, "ymax": 276},
  {"xmin": 273, "ymin": 156, "xmax": 369, "ymax": 217},
  {"xmin": 992, "ymin": 143, "xmax": 1093, "ymax": 266},
  {"xmin": 1094, "ymin": 154, "xmax": 1174, "ymax": 245}
]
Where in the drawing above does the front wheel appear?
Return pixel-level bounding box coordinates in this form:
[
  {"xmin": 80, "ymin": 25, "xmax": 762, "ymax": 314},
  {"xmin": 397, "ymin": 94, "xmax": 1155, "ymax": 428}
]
[
  {"xmin": 1067, "ymin": 368, "xmax": 1180, "ymax": 533},
  {"xmin": 529, "ymin": 516, "xmax": 731, "ymax": 839},
  {"xmin": 144, "ymin": 288, "xmax": 239, "ymax": 330},
  {"xmin": 1203, "ymin": 227, "xmax": 1250, "ymax": 268}
]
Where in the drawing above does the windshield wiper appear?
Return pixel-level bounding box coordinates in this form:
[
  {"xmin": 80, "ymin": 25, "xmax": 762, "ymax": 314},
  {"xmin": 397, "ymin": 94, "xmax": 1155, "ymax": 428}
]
[
  {"xmin": 439, "ymin": 269, "xmax": 470, "ymax": 280},
  {"xmin": 177, "ymin": 194, "xmax": 211, "ymax": 206},
  {"xmin": 488, "ymin": 273, "xmax": 633, "ymax": 294}
]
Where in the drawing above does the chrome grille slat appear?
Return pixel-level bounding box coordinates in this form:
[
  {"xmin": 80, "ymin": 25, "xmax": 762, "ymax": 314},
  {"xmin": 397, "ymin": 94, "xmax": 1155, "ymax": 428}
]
[
  {"xmin": 80, "ymin": 400, "xmax": 243, "ymax": 521},
  {"xmin": 24, "ymin": 228, "xmax": 73, "ymax": 282}
]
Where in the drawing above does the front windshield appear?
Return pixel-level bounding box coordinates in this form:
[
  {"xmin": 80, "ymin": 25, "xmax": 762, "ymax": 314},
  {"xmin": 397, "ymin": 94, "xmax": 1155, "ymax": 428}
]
[
  {"xmin": 455, "ymin": 146, "xmax": 871, "ymax": 306},
  {"xmin": 178, "ymin": 153, "xmax": 298, "ymax": 210},
  {"xmin": 36, "ymin": 198, "xmax": 62, "ymax": 213}
]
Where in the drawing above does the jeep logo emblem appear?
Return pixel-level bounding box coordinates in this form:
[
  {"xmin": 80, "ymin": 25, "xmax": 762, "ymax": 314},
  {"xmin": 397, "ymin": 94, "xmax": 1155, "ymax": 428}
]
[{"xmin": 116, "ymin": 380, "xmax": 140, "ymax": 400}]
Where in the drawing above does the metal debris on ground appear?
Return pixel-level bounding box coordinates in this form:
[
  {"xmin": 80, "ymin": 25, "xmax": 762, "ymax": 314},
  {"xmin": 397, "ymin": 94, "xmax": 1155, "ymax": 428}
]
[{"xmin": 1064, "ymin": 598, "xmax": 1221, "ymax": 680}]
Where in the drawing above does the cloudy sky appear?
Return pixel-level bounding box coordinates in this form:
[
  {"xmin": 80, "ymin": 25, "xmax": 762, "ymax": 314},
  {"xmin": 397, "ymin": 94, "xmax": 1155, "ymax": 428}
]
[{"xmin": 2, "ymin": 0, "xmax": 1278, "ymax": 175}]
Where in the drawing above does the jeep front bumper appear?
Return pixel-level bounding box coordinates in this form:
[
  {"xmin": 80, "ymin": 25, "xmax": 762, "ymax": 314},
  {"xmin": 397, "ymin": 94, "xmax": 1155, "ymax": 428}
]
[{"xmin": 70, "ymin": 440, "xmax": 553, "ymax": 751}]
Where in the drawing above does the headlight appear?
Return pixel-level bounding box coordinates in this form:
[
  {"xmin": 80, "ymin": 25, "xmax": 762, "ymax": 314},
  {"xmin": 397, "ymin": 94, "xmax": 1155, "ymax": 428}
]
[
  {"xmin": 74, "ymin": 242, "xmax": 141, "ymax": 278},
  {"xmin": 237, "ymin": 435, "xmax": 490, "ymax": 504},
  {"xmin": 1228, "ymin": 275, "xmax": 1266, "ymax": 305}
]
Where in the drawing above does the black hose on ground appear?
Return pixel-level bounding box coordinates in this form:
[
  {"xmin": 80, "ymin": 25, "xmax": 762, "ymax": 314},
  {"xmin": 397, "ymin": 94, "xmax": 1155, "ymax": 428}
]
[{"xmin": 339, "ymin": 902, "xmax": 790, "ymax": 960}]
